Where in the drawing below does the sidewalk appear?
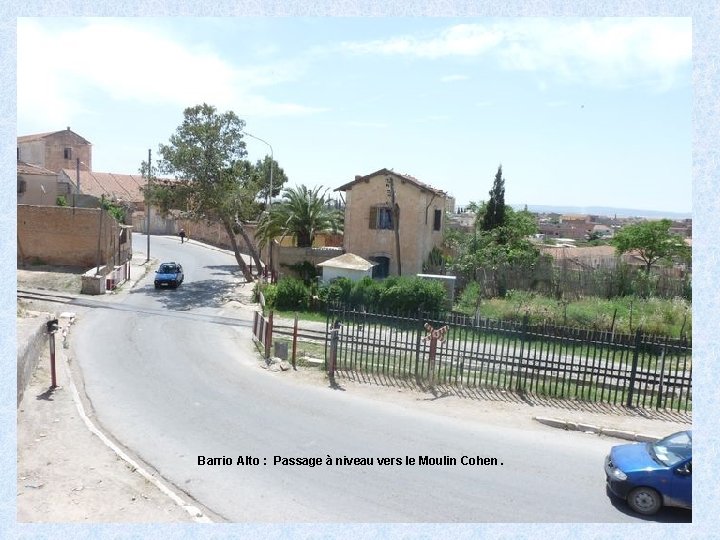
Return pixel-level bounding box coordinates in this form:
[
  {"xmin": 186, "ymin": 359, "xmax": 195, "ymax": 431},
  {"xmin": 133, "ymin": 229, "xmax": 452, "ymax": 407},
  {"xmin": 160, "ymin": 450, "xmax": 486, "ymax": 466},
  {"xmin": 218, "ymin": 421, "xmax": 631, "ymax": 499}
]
[{"xmin": 16, "ymin": 313, "xmax": 202, "ymax": 522}]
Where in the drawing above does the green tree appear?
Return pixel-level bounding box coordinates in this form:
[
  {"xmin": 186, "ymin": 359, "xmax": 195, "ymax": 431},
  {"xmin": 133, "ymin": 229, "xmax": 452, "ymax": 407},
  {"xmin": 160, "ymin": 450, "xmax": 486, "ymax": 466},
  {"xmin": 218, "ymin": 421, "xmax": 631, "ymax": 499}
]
[
  {"xmin": 254, "ymin": 156, "xmax": 288, "ymax": 207},
  {"xmin": 612, "ymin": 219, "xmax": 690, "ymax": 274},
  {"xmin": 448, "ymin": 197, "xmax": 539, "ymax": 289},
  {"xmin": 256, "ymin": 185, "xmax": 343, "ymax": 248},
  {"xmin": 481, "ymin": 165, "xmax": 505, "ymax": 231},
  {"xmin": 150, "ymin": 103, "xmax": 264, "ymax": 282}
]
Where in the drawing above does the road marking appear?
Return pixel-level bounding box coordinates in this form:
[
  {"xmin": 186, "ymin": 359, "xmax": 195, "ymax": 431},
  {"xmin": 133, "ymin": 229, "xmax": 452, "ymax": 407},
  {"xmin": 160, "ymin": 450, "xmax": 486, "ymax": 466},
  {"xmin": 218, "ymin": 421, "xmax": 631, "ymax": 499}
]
[{"xmin": 59, "ymin": 337, "xmax": 213, "ymax": 523}]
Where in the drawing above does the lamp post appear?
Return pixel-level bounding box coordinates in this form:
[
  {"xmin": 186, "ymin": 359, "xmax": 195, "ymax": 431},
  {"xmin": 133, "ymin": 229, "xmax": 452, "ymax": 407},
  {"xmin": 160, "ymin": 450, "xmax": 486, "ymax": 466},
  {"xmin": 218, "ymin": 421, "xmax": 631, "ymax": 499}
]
[
  {"xmin": 244, "ymin": 131, "xmax": 274, "ymax": 280},
  {"xmin": 145, "ymin": 148, "xmax": 152, "ymax": 263}
]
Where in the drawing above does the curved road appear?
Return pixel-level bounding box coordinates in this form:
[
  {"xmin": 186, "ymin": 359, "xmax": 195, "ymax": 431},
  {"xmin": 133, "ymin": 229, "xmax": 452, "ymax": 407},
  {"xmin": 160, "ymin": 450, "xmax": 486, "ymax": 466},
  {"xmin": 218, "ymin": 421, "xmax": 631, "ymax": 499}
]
[{"xmin": 71, "ymin": 234, "xmax": 682, "ymax": 523}]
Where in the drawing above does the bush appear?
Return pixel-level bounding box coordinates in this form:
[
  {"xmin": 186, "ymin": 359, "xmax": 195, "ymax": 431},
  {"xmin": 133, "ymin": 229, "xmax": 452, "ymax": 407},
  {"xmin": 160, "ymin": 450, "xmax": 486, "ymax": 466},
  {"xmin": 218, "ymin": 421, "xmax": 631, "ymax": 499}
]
[
  {"xmin": 323, "ymin": 277, "xmax": 353, "ymax": 305},
  {"xmin": 272, "ymin": 278, "xmax": 310, "ymax": 310},
  {"xmin": 377, "ymin": 277, "xmax": 447, "ymax": 313}
]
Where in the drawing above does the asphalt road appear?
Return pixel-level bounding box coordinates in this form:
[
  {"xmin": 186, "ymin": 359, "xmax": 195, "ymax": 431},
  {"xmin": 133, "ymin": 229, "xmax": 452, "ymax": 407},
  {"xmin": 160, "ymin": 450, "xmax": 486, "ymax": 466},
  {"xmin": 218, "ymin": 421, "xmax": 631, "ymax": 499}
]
[{"xmin": 70, "ymin": 234, "xmax": 678, "ymax": 523}]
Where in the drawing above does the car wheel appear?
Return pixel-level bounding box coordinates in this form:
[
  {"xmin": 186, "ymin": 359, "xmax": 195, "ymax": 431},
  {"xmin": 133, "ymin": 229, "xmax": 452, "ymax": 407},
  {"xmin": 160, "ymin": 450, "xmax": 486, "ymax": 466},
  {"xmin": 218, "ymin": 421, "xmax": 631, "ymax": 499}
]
[{"xmin": 627, "ymin": 486, "xmax": 662, "ymax": 515}]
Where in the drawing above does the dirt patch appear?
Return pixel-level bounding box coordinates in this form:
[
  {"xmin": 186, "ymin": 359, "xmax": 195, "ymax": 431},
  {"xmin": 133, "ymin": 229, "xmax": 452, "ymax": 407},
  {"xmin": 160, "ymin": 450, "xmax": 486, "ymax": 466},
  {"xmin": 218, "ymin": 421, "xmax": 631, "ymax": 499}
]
[{"xmin": 17, "ymin": 265, "xmax": 85, "ymax": 294}]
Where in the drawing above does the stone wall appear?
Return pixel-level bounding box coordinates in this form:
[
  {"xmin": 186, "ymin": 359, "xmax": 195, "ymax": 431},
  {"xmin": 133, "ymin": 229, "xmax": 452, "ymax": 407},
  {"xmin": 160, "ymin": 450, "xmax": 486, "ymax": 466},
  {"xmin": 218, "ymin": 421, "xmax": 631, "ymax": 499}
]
[
  {"xmin": 275, "ymin": 246, "xmax": 344, "ymax": 280},
  {"xmin": 18, "ymin": 205, "xmax": 131, "ymax": 269},
  {"xmin": 17, "ymin": 315, "xmax": 51, "ymax": 406}
]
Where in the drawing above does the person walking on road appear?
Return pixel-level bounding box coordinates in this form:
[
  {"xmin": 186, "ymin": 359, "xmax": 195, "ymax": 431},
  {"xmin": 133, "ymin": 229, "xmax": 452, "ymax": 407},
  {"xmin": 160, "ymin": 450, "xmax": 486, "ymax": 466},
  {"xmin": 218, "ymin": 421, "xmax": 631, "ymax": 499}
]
[{"xmin": 179, "ymin": 228, "xmax": 186, "ymax": 244}]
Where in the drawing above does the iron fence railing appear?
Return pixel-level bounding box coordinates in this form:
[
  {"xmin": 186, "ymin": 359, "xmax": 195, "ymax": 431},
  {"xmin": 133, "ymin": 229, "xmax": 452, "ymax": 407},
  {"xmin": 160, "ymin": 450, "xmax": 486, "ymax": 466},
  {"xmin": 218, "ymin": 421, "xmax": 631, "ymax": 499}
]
[{"xmin": 325, "ymin": 307, "xmax": 692, "ymax": 412}]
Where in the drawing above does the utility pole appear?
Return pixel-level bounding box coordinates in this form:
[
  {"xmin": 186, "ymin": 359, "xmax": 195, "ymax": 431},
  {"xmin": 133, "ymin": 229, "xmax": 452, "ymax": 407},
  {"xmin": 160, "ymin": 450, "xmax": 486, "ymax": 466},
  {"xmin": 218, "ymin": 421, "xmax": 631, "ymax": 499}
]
[
  {"xmin": 75, "ymin": 157, "xmax": 80, "ymax": 208},
  {"xmin": 387, "ymin": 176, "xmax": 402, "ymax": 276},
  {"xmin": 244, "ymin": 132, "xmax": 274, "ymax": 280},
  {"xmin": 146, "ymin": 148, "xmax": 151, "ymax": 263}
]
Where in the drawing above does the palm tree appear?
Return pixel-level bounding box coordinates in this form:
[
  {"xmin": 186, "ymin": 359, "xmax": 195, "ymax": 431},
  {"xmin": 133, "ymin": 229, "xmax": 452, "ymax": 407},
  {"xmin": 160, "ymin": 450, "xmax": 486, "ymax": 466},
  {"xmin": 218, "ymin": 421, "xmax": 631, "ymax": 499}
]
[{"xmin": 256, "ymin": 184, "xmax": 343, "ymax": 248}]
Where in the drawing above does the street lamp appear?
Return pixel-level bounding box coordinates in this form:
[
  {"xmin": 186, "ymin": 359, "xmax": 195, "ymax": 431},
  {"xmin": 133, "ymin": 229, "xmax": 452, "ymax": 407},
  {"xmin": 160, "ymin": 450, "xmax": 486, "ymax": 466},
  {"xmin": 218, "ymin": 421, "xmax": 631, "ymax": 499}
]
[
  {"xmin": 244, "ymin": 131, "xmax": 274, "ymax": 280},
  {"xmin": 243, "ymin": 131, "xmax": 274, "ymax": 209}
]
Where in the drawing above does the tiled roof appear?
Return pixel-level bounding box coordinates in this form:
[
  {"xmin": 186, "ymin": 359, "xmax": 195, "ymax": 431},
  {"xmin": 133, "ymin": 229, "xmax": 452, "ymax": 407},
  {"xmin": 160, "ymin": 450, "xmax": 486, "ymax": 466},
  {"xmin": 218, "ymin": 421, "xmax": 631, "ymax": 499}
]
[
  {"xmin": 318, "ymin": 253, "xmax": 375, "ymax": 271},
  {"xmin": 335, "ymin": 168, "xmax": 446, "ymax": 197},
  {"xmin": 17, "ymin": 161, "xmax": 57, "ymax": 176},
  {"xmin": 60, "ymin": 169, "xmax": 149, "ymax": 203},
  {"xmin": 18, "ymin": 128, "xmax": 91, "ymax": 144}
]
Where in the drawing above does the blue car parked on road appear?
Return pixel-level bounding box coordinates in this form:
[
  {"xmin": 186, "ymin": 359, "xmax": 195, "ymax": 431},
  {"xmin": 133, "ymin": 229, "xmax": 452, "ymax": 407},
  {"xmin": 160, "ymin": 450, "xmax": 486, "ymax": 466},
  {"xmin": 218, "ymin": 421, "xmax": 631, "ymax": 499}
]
[
  {"xmin": 605, "ymin": 430, "xmax": 691, "ymax": 515},
  {"xmin": 154, "ymin": 262, "xmax": 184, "ymax": 289}
]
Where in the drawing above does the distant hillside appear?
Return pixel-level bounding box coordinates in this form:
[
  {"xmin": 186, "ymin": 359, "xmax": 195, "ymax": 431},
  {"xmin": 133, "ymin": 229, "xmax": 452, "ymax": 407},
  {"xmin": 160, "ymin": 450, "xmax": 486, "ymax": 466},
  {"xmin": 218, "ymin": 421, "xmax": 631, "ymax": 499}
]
[{"xmin": 509, "ymin": 204, "xmax": 692, "ymax": 220}]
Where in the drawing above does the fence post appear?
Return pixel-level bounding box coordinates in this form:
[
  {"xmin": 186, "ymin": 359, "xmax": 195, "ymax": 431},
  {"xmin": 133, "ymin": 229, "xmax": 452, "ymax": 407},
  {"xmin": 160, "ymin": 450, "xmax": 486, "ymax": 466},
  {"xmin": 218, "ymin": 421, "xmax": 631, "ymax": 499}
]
[
  {"xmin": 265, "ymin": 310, "xmax": 274, "ymax": 362},
  {"xmin": 626, "ymin": 329, "xmax": 643, "ymax": 408},
  {"xmin": 656, "ymin": 344, "xmax": 667, "ymax": 410},
  {"xmin": 291, "ymin": 313, "xmax": 298, "ymax": 370},
  {"xmin": 329, "ymin": 319, "xmax": 341, "ymax": 383},
  {"xmin": 516, "ymin": 314, "xmax": 529, "ymax": 393},
  {"xmin": 415, "ymin": 310, "xmax": 423, "ymax": 384}
]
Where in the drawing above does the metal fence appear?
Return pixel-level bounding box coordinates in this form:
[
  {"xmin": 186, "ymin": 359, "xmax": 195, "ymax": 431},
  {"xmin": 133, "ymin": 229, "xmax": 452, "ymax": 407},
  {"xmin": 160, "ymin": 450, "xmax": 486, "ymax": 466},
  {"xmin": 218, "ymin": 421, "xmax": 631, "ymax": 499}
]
[{"xmin": 325, "ymin": 307, "xmax": 692, "ymax": 412}]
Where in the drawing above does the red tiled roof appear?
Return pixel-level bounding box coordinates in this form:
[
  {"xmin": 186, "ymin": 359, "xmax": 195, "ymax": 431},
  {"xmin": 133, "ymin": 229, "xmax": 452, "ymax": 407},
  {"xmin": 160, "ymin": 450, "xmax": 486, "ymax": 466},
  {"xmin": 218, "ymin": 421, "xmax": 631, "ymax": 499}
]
[
  {"xmin": 60, "ymin": 169, "xmax": 149, "ymax": 203},
  {"xmin": 335, "ymin": 168, "xmax": 446, "ymax": 196},
  {"xmin": 18, "ymin": 128, "xmax": 91, "ymax": 144},
  {"xmin": 17, "ymin": 161, "xmax": 57, "ymax": 176}
]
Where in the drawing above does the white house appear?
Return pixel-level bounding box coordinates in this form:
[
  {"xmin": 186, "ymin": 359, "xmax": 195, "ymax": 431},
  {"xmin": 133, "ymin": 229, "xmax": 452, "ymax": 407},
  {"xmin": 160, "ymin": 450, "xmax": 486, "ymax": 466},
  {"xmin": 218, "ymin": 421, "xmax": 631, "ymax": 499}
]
[{"xmin": 318, "ymin": 253, "xmax": 375, "ymax": 283}]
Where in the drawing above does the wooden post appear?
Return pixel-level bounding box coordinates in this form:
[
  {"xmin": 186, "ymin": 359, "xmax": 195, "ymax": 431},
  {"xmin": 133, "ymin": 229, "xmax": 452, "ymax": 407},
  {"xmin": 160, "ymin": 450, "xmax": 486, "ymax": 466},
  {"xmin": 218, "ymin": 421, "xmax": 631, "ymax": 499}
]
[
  {"xmin": 265, "ymin": 311, "xmax": 274, "ymax": 362},
  {"xmin": 291, "ymin": 313, "xmax": 299, "ymax": 370},
  {"xmin": 46, "ymin": 319, "xmax": 59, "ymax": 388}
]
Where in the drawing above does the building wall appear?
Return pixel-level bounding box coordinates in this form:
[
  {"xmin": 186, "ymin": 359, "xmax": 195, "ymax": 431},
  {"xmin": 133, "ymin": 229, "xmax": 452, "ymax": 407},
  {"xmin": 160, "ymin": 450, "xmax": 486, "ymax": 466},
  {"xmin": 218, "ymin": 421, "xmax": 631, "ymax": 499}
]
[
  {"xmin": 17, "ymin": 141, "xmax": 46, "ymax": 168},
  {"xmin": 18, "ymin": 130, "xmax": 92, "ymax": 172},
  {"xmin": 342, "ymin": 172, "xmax": 446, "ymax": 276},
  {"xmin": 320, "ymin": 266, "xmax": 371, "ymax": 284},
  {"xmin": 276, "ymin": 246, "xmax": 344, "ymax": 280},
  {"xmin": 18, "ymin": 205, "xmax": 130, "ymax": 269},
  {"xmin": 17, "ymin": 172, "xmax": 64, "ymax": 205}
]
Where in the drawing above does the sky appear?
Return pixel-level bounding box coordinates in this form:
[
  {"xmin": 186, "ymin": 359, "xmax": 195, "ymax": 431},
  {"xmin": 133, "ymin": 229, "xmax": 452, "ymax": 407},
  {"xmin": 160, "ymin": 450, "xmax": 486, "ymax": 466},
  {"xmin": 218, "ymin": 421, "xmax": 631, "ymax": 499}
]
[{"xmin": 17, "ymin": 17, "xmax": 691, "ymax": 213}]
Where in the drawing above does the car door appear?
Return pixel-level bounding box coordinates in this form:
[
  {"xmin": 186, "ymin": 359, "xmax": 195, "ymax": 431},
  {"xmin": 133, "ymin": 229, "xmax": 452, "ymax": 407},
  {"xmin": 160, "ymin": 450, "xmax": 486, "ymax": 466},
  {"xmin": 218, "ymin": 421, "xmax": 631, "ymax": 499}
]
[{"xmin": 667, "ymin": 459, "xmax": 692, "ymax": 508}]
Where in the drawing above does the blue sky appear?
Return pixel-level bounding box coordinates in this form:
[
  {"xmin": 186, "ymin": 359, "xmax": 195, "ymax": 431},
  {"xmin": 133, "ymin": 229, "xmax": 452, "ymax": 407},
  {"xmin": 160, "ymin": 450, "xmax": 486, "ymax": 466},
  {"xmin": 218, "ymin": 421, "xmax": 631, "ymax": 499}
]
[{"xmin": 17, "ymin": 17, "xmax": 691, "ymax": 213}]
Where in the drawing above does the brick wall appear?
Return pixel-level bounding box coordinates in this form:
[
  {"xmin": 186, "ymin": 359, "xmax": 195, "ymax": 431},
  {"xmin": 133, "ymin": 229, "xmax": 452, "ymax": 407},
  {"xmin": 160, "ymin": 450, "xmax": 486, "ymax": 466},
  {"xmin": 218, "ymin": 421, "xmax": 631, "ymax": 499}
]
[{"xmin": 18, "ymin": 205, "xmax": 130, "ymax": 269}]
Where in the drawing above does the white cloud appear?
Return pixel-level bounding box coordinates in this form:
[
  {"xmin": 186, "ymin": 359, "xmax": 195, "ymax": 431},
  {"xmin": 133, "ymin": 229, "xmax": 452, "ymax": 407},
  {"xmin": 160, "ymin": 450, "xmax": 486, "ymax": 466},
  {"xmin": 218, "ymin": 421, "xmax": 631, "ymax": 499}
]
[
  {"xmin": 17, "ymin": 18, "xmax": 323, "ymax": 128},
  {"xmin": 341, "ymin": 18, "xmax": 691, "ymax": 89}
]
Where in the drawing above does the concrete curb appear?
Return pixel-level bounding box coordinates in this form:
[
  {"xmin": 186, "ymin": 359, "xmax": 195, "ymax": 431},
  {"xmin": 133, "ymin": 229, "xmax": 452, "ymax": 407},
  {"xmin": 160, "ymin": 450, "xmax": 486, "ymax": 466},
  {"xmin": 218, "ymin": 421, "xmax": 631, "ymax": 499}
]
[
  {"xmin": 56, "ymin": 313, "xmax": 213, "ymax": 523},
  {"xmin": 533, "ymin": 416, "xmax": 662, "ymax": 442}
]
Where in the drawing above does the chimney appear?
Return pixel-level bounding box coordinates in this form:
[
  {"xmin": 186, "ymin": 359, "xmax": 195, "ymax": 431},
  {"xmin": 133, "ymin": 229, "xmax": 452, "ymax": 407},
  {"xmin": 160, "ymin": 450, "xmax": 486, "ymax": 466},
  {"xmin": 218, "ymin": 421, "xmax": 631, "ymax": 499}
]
[{"xmin": 67, "ymin": 126, "xmax": 71, "ymax": 131}]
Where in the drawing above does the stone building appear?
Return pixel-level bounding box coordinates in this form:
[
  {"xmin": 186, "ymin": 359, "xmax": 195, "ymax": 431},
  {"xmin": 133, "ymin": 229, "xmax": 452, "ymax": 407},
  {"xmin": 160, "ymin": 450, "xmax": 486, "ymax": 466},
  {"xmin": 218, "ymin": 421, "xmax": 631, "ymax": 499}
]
[
  {"xmin": 335, "ymin": 168, "xmax": 449, "ymax": 278},
  {"xmin": 17, "ymin": 127, "xmax": 92, "ymax": 173}
]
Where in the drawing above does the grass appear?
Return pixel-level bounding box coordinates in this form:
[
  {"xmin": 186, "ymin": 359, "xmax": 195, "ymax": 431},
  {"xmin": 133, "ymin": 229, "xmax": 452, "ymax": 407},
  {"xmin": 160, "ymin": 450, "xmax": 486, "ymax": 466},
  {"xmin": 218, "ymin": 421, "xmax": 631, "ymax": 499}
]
[
  {"xmin": 266, "ymin": 290, "xmax": 691, "ymax": 339},
  {"xmin": 456, "ymin": 292, "xmax": 691, "ymax": 338}
]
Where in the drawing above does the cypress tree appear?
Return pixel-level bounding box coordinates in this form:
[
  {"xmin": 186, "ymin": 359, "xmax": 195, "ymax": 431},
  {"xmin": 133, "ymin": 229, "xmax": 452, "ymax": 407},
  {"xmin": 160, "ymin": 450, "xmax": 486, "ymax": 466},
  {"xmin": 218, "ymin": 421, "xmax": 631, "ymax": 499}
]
[{"xmin": 481, "ymin": 165, "xmax": 505, "ymax": 231}]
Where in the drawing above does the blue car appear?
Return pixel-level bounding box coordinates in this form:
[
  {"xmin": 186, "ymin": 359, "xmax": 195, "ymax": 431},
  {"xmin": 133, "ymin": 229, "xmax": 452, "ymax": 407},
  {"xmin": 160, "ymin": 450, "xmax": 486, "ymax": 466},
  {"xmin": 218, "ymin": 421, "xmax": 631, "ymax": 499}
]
[
  {"xmin": 154, "ymin": 262, "xmax": 184, "ymax": 289},
  {"xmin": 605, "ymin": 430, "xmax": 691, "ymax": 515}
]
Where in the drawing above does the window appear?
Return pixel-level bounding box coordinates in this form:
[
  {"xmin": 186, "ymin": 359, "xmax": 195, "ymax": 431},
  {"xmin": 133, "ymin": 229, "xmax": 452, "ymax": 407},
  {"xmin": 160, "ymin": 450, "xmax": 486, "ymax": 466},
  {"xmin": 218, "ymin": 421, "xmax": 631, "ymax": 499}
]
[
  {"xmin": 64, "ymin": 147, "xmax": 72, "ymax": 160},
  {"xmin": 433, "ymin": 209, "xmax": 442, "ymax": 231},
  {"xmin": 17, "ymin": 178, "xmax": 27, "ymax": 194},
  {"xmin": 369, "ymin": 206, "xmax": 394, "ymax": 230}
]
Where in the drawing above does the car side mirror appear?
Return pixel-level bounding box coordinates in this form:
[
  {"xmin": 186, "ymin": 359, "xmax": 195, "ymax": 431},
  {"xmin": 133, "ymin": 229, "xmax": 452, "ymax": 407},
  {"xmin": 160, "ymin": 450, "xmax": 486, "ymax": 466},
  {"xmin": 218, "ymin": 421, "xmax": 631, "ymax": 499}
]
[{"xmin": 676, "ymin": 462, "xmax": 691, "ymax": 475}]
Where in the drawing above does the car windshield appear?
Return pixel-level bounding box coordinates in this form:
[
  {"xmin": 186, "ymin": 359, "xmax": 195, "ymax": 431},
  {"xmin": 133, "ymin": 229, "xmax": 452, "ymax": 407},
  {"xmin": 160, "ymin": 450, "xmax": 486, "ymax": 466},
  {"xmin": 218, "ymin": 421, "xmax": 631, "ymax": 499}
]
[
  {"xmin": 648, "ymin": 431, "xmax": 691, "ymax": 467},
  {"xmin": 159, "ymin": 264, "xmax": 176, "ymax": 273}
]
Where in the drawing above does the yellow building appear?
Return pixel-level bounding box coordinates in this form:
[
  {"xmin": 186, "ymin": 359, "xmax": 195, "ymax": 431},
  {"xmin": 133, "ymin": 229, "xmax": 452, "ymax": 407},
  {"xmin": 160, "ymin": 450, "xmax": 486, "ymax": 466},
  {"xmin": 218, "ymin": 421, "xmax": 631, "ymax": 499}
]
[{"xmin": 335, "ymin": 168, "xmax": 449, "ymax": 278}]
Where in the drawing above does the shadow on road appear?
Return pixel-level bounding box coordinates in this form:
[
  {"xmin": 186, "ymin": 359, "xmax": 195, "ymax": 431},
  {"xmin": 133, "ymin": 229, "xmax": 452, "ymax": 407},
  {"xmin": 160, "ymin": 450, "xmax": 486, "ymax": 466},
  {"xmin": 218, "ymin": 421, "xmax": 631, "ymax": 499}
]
[
  {"xmin": 130, "ymin": 278, "xmax": 239, "ymax": 311},
  {"xmin": 605, "ymin": 485, "xmax": 691, "ymax": 523},
  {"xmin": 332, "ymin": 370, "xmax": 691, "ymax": 423}
]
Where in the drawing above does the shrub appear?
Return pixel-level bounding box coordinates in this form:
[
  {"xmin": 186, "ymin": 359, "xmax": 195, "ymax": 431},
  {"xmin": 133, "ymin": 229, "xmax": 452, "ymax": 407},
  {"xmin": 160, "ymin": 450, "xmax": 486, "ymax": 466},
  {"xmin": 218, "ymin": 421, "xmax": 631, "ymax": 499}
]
[
  {"xmin": 273, "ymin": 278, "xmax": 310, "ymax": 310},
  {"xmin": 377, "ymin": 277, "xmax": 447, "ymax": 313},
  {"xmin": 262, "ymin": 283, "xmax": 277, "ymax": 308},
  {"xmin": 323, "ymin": 277, "xmax": 353, "ymax": 305}
]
